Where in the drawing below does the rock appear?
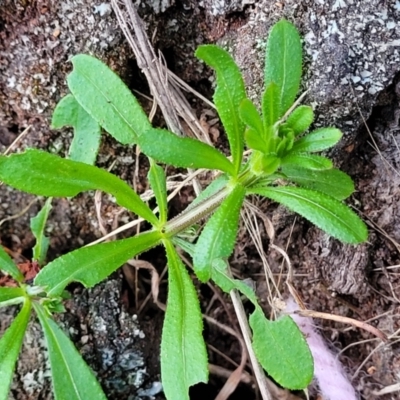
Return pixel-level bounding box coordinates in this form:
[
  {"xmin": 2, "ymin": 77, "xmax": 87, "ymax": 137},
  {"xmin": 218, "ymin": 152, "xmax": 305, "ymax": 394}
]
[
  {"xmin": 199, "ymin": 0, "xmax": 256, "ymax": 16},
  {"xmin": 3, "ymin": 279, "xmax": 159, "ymax": 400}
]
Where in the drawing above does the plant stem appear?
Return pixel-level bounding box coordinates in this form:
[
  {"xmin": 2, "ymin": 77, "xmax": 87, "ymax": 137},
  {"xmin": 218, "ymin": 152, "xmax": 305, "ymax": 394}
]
[
  {"xmin": 164, "ymin": 166, "xmax": 262, "ymax": 237},
  {"xmin": 164, "ymin": 185, "xmax": 230, "ymax": 236}
]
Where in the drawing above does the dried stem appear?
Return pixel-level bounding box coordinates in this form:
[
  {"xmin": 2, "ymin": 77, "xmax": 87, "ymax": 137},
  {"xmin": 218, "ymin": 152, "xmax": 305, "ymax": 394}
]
[{"xmin": 229, "ymin": 288, "xmax": 273, "ymax": 400}]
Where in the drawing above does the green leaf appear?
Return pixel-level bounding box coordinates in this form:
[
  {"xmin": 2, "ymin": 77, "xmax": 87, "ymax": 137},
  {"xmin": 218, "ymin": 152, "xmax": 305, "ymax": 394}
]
[
  {"xmin": 34, "ymin": 230, "xmax": 162, "ymax": 296},
  {"xmin": 196, "ymin": 45, "xmax": 246, "ymax": 175},
  {"xmin": 261, "ymin": 82, "xmax": 280, "ymax": 133},
  {"xmin": 0, "ymin": 299, "xmax": 31, "ymax": 400},
  {"xmin": 291, "ymin": 128, "xmax": 342, "ymax": 153},
  {"xmin": 172, "ymin": 237, "xmax": 196, "ymax": 257},
  {"xmin": 0, "ymin": 287, "xmax": 26, "ymax": 308},
  {"xmin": 211, "ymin": 259, "xmax": 258, "ymax": 304},
  {"xmin": 0, "ymin": 245, "xmax": 23, "ymax": 282},
  {"xmin": 251, "ymin": 151, "xmax": 280, "ymax": 175},
  {"xmin": 193, "ymin": 184, "xmax": 246, "ymax": 282},
  {"xmin": 281, "ymin": 166, "xmax": 354, "ymax": 200},
  {"xmin": 245, "ymin": 128, "xmax": 268, "ymax": 152},
  {"xmin": 265, "ymin": 20, "xmax": 302, "ymax": 116},
  {"xmin": 281, "ymin": 154, "xmax": 333, "ymax": 170},
  {"xmin": 285, "ymin": 105, "xmax": 314, "ymax": 136},
  {"xmin": 161, "ymin": 240, "xmax": 208, "ymax": 400},
  {"xmin": 31, "ymin": 198, "xmax": 52, "ymax": 265},
  {"xmin": 276, "ymin": 131, "xmax": 295, "ymax": 156},
  {"xmin": 0, "ymin": 149, "xmax": 158, "ymax": 226},
  {"xmin": 249, "ymin": 186, "xmax": 368, "ymax": 243},
  {"xmin": 51, "ymin": 94, "xmax": 101, "ymax": 165},
  {"xmin": 249, "ymin": 307, "xmax": 313, "ymax": 390},
  {"xmin": 34, "ymin": 303, "xmax": 107, "ymax": 400},
  {"xmin": 148, "ymin": 160, "xmax": 168, "ymax": 224},
  {"xmin": 239, "ymin": 99, "xmax": 264, "ymax": 136},
  {"xmin": 139, "ymin": 128, "xmax": 234, "ymax": 175},
  {"xmin": 67, "ymin": 54, "xmax": 152, "ymax": 145}
]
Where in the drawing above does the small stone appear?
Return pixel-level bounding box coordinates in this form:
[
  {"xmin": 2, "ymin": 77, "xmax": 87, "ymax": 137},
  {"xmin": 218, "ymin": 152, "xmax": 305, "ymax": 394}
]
[
  {"xmin": 360, "ymin": 70, "xmax": 372, "ymax": 78},
  {"xmin": 93, "ymin": 3, "xmax": 112, "ymax": 17},
  {"xmin": 81, "ymin": 335, "xmax": 89, "ymax": 344},
  {"xmin": 386, "ymin": 21, "xmax": 396, "ymax": 29},
  {"xmin": 368, "ymin": 87, "xmax": 378, "ymax": 95}
]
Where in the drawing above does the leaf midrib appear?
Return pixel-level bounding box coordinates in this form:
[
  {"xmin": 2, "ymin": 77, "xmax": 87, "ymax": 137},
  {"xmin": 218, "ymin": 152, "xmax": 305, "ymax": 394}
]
[
  {"xmin": 36, "ymin": 305, "xmax": 82, "ymax": 400},
  {"xmin": 254, "ymin": 187, "xmax": 364, "ymax": 241}
]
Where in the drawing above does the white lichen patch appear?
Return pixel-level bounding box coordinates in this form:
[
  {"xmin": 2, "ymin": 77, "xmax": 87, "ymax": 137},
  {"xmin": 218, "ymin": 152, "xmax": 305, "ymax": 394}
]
[
  {"xmin": 199, "ymin": 0, "xmax": 256, "ymax": 16},
  {"xmin": 10, "ymin": 319, "xmax": 52, "ymax": 399},
  {"xmin": 80, "ymin": 280, "xmax": 152, "ymax": 398},
  {"xmin": 137, "ymin": 0, "xmax": 174, "ymax": 14},
  {"xmin": 0, "ymin": 0, "xmax": 121, "ymax": 138},
  {"xmin": 93, "ymin": 3, "xmax": 112, "ymax": 17}
]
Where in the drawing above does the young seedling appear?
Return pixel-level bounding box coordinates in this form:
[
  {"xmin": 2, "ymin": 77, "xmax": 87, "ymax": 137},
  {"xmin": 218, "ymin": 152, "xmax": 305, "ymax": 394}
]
[{"xmin": 0, "ymin": 20, "xmax": 367, "ymax": 400}]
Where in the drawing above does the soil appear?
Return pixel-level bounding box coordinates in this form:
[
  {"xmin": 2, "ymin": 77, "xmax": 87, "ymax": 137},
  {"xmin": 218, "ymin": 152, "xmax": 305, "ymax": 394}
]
[{"xmin": 1, "ymin": 1, "xmax": 400, "ymax": 400}]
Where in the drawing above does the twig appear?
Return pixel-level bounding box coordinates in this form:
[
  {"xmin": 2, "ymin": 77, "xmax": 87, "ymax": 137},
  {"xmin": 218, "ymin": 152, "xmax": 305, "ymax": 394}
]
[
  {"xmin": 229, "ymin": 288, "xmax": 273, "ymax": 400},
  {"xmin": 0, "ymin": 198, "xmax": 38, "ymax": 227},
  {"xmin": 111, "ymin": 0, "xmax": 183, "ymax": 135},
  {"xmin": 3, "ymin": 125, "xmax": 31, "ymax": 155},
  {"xmin": 295, "ymin": 309, "xmax": 387, "ymax": 341}
]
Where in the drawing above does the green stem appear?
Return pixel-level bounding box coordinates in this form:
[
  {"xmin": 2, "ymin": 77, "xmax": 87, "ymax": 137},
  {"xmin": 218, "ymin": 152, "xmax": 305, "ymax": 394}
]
[
  {"xmin": 163, "ymin": 166, "xmax": 261, "ymax": 238},
  {"xmin": 164, "ymin": 186, "xmax": 230, "ymax": 237}
]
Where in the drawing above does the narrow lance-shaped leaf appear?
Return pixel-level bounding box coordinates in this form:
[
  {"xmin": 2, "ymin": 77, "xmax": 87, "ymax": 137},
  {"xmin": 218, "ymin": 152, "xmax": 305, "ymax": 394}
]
[
  {"xmin": 245, "ymin": 128, "xmax": 268, "ymax": 152},
  {"xmin": 34, "ymin": 303, "xmax": 107, "ymax": 400},
  {"xmin": 0, "ymin": 149, "xmax": 158, "ymax": 226},
  {"xmin": 281, "ymin": 154, "xmax": 333, "ymax": 170},
  {"xmin": 239, "ymin": 98, "xmax": 264, "ymax": 136},
  {"xmin": 249, "ymin": 307, "xmax": 313, "ymax": 390},
  {"xmin": 0, "ymin": 299, "xmax": 31, "ymax": 400},
  {"xmin": 161, "ymin": 240, "xmax": 208, "ymax": 400},
  {"xmin": 51, "ymin": 94, "xmax": 101, "ymax": 165},
  {"xmin": 172, "ymin": 237, "xmax": 196, "ymax": 257},
  {"xmin": 0, "ymin": 245, "xmax": 23, "ymax": 282},
  {"xmin": 281, "ymin": 166, "xmax": 354, "ymax": 200},
  {"xmin": 291, "ymin": 127, "xmax": 342, "ymax": 153},
  {"xmin": 35, "ymin": 230, "xmax": 162, "ymax": 296},
  {"xmin": 240, "ymin": 98, "xmax": 269, "ymax": 152},
  {"xmin": 211, "ymin": 259, "xmax": 258, "ymax": 305},
  {"xmin": 250, "ymin": 151, "xmax": 280, "ymax": 176},
  {"xmin": 68, "ymin": 54, "xmax": 152, "ymax": 145},
  {"xmin": 262, "ymin": 82, "xmax": 280, "ymax": 135},
  {"xmin": 249, "ymin": 186, "xmax": 368, "ymax": 244},
  {"xmin": 139, "ymin": 128, "xmax": 234, "ymax": 175},
  {"xmin": 193, "ymin": 184, "xmax": 246, "ymax": 282},
  {"xmin": 285, "ymin": 105, "xmax": 314, "ymax": 136},
  {"xmin": 0, "ymin": 287, "xmax": 26, "ymax": 308},
  {"xmin": 196, "ymin": 45, "xmax": 246, "ymax": 175},
  {"xmin": 31, "ymin": 198, "xmax": 52, "ymax": 265},
  {"xmin": 265, "ymin": 20, "xmax": 303, "ymax": 116},
  {"xmin": 148, "ymin": 160, "xmax": 168, "ymax": 224}
]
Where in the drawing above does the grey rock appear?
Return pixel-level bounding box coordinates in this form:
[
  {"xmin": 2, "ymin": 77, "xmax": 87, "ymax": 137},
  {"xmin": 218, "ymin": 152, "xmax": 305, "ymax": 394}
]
[{"xmin": 199, "ymin": 0, "xmax": 256, "ymax": 16}]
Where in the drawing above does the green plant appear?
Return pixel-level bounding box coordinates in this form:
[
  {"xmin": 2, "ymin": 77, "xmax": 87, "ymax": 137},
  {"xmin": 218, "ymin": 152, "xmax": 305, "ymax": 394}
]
[{"xmin": 0, "ymin": 20, "xmax": 367, "ymax": 400}]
